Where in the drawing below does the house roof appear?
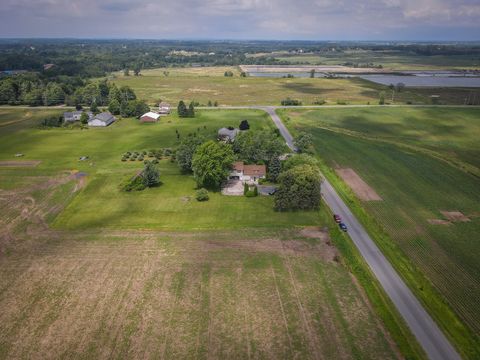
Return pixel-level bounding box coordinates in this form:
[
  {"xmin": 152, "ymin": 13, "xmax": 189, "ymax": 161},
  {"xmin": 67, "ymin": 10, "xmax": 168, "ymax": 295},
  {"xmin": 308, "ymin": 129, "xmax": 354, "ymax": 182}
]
[
  {"xmin": 232, "ymin": 161, "xmax": 244, "ymax": 171},
  {"xmin": 64, "ymin": 111, "xmax": 92, "ymax": 119},
  {"xmin": 94, "ymin": 112, "xmax": 114, "ymax": 122},
  {"xmin": 244, "ymin": 164, "xmax": 266, "ymax": 177},
  {"xmin": 141, "ymin": 112, "xmax": 160, "ymax": 120},
  {"xmin": 218, "ymin": 127, "xmax": 240, "ymax": 139}
]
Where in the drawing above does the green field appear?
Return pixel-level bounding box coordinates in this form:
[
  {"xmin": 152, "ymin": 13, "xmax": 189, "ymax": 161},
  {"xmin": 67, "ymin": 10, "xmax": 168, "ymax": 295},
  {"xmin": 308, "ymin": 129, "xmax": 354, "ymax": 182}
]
[
  {"xmin": 273, "ymin": 50, "xmax": 480, "ymax": 70},
  {"xmin": 0, "ymin": 108, "xmax": 322, "ymax": 230},
  {"xmin": 0, "ymin": 107, "xmax": 410, "ymax": 359},
  {"xmin": 281, "ymin": 107, "xmax": 480, "ymax": 356},
  {"xmin": 110, "ymin": 66, "xmax": 477, "ymax": 106}
]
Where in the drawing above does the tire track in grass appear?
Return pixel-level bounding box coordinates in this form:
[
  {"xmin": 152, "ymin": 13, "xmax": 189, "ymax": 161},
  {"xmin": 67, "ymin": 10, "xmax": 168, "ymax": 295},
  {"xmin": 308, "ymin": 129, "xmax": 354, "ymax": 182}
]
[
  {"xmin": 269, "ymin": 265, "xmax": 294, "ymax": 357},
  {"xmin": 160, "ymin": 268, "xmax": 186, "ymax": 359},
  {"xmin": 281, "ymin": 245, "xmax": 323, "ymax": 360}
]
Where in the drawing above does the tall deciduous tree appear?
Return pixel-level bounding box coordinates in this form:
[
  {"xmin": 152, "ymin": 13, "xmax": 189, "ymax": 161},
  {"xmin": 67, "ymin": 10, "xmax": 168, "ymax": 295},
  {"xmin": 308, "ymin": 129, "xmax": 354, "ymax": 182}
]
[
  {"xmin": 176, "ymin": 135, "xmax": 204, "ymax": 172},
  {"xmin": 192, "ymin": 140, "xmax": 235, "ymax": 189},
  {"xmin": 274, "ymin": 164, "xmax": 322, "ymax": 211}
]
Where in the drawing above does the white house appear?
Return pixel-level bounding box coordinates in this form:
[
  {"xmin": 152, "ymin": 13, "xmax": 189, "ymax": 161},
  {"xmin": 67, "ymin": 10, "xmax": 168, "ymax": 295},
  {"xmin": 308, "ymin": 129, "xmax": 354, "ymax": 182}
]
[
  {"xmin": 88, "ymin": 112, "xmax": 115, "ymax": 127},
  {"xmin": 158, "ymin": 102, "xmax": 171, "ymax": 115},
  {"xmin": 140, "ymin": 112, "xmax": 160, "ymax": 122},
  {"xmin": 63, "ymin": 110, "xmax": 92, "ymax": 123},
  {"xmin": 229, "ymin": 161, "xmax": 266, "ymax": 184}
]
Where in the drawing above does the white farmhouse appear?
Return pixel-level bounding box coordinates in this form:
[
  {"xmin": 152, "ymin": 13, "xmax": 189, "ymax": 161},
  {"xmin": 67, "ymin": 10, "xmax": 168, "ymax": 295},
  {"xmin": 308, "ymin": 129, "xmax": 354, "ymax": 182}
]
[
  {"xmin": 229, "ymin": 161, "xmax": 266, "ymax": 184},
  {"xmin": 158, "ymin": 102, "xmax": 171, "ymax": 115}
]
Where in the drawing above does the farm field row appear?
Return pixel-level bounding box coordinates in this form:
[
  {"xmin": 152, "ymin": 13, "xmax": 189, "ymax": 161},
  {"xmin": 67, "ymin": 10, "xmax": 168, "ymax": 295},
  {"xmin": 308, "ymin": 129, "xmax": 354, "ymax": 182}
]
[
  {"xmin": 281, "ymin": 107, "xmax": 480, "ymax": 356},
  {"xmin": 108, "ymin": 66, "xmax": 469, "ymax": 106}
]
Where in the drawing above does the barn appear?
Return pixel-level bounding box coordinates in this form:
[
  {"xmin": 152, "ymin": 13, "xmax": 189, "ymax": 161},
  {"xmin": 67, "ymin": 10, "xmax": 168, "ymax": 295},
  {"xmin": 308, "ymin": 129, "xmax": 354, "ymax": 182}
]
[{"xmin": 140, "ymin": 112, "xmax": 161, "ymax": 123}]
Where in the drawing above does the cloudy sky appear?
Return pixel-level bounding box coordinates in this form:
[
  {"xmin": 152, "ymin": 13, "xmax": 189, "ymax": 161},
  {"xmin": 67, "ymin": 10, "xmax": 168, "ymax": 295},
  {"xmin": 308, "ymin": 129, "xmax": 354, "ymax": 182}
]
[{"xmin": 0, "ymin": 0, "xmax": 479, "ymax": 40}]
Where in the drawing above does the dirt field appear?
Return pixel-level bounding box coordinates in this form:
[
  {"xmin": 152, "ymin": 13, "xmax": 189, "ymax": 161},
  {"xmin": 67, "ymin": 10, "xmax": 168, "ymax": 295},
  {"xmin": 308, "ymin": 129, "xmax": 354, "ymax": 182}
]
[
  {"xmin": 0, "ymin": 173, "xmax": 400, "ymax": 360},
  {"xmin": 335, "ymin": 168, "xmax": 382, "ymax": 201}
]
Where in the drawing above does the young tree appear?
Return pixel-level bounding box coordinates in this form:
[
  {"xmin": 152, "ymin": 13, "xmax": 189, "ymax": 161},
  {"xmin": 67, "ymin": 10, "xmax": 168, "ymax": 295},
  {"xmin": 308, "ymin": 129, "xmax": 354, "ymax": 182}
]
[
  {"xmin": 310, "ymin": 69, "xmax": 315, "ymax": 78},
  {"xmin": 192, "ymin": 140, "xmax": 235, "ymax": 189},
  {"xmin": 268, "ymin": 156, "xmax": 282, "ymax": 182},
  {"xmin": 274, "ymin": 164, "xmax": 322, "ymax": 211},
  {"xmin": 142, "ymin": 161, "xmax": 160, "ymax": 187},
  {"xmin": 80, "ymin": 112, "xmax": 89, "ymax": 124},
  {"xmin": 124, "ymin": 68, "xmax": 130, "ymax": 76},
  {"xmin": 294, "ymin": 132, "xmax": 313, "ymax": 153},
  {"xmin": 239, "ymin": 119, "xmax": 250, "ymax": 130},
  {"xmin": 240, "ymin": 71, "xmax": 247, "ymax": 77},
  {"xmin": 176, "ymin": 135, "xmax": 204, "ymax": 172}
]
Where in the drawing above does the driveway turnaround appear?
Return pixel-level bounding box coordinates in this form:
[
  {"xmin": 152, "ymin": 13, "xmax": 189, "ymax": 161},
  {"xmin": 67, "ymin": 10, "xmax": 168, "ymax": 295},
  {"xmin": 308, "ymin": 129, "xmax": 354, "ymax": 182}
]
[{"xmin": 251, "ymin": 106, "xmax": 460, "ymax": 360}]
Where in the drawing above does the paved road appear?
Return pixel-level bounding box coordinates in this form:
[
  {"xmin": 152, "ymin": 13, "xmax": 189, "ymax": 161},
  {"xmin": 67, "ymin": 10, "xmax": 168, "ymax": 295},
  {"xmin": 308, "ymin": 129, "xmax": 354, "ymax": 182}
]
[{"xmin": 203, "ymin": 105, "xmax": 462, "ymax": 360}]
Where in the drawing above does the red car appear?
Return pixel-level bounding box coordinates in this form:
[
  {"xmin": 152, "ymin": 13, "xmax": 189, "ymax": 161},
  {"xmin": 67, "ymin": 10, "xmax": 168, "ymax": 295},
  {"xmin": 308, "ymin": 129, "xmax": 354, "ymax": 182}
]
[{"xmin": 333, "ymin": 214, "xmax": 341, "ymax": 223}]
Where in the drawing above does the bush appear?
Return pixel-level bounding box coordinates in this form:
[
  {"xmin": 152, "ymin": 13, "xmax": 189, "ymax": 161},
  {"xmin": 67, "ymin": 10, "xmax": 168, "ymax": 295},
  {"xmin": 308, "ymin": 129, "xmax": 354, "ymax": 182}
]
[
  {"xmin": 121, "ymin": 157, "xmax": 127, "ymax": 162},
  {"xmin": 142, "ymin": 150, "xmax": 147, "ymax": 155},
  {"xmin": 196, "ymin": 188, "xmax": 209, "ymax": 201},
  {"xmin": 281, "ymin": 98, "xmax": 302, "ymax": 106},
  {"xmin": 244, "ymin": 182, "xmax": 249, "ymax": 195},
  {"xmin": 313, "ymin": 99, "xmax": 326, "ymax": 105},
  {"xmin": 129, "ymin": 157, "xmax": 136, "ymax": 161},
  {"xmin": 151, "ymin": 159, "xmax": 159, "ymax": 164},
  {"xmin": 121, "ymin": 175, "xmax": 146, "ymax": 192}
]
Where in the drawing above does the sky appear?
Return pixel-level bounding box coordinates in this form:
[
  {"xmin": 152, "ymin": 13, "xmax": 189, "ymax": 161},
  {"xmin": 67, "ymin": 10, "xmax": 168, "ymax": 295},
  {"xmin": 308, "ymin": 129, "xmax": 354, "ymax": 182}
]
[{"xmin": 0, "ymin": 0, "xmax": 479, "ymax": 41}]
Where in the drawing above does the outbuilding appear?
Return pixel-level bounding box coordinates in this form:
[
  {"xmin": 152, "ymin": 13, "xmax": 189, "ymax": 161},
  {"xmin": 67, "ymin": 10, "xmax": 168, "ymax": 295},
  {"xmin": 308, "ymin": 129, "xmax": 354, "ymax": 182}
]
[
  {"xmin": 158, "ymin": 102, "xmax": 171, "ymax": 115},
  {"xmin": 140, "ymin": 112, "xmax": 161, "ymax": 123},
  {"xmin": 88, "ymin": 112, "xmax": 115, "ymax": 127}
]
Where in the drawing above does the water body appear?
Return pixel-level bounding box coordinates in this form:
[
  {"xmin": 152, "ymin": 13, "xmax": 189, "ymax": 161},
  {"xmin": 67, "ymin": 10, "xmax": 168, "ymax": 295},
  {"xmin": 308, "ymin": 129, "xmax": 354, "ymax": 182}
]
[
  {"xmin": 247, "ymin": 71, "xmax": 480, "ymax": 87},
  {"xmin": 360, "ymin": 75, "xmax": 480, "ymax": 88}
]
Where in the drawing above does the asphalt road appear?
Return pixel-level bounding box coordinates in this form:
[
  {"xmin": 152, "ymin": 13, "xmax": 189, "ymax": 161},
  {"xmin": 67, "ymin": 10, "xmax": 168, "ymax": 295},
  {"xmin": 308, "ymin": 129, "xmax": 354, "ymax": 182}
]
[{"xmin": 215, "ymin": 105, "xmax": 462, "ymax": 360}]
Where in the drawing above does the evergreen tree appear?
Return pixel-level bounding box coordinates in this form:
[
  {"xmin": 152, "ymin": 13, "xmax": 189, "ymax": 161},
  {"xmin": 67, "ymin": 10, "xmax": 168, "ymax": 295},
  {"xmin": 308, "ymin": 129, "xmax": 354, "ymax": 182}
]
[
  {"xmin": 177, "ymin": 100, "xmax": 188, "ymax": 117},
  {"xmin": 188, "ymin": 101, "xmax": 195, "ymax": 117},
  {"xmin": 268, "ymin": 156, "xmax": 282, "ymax": 182}
]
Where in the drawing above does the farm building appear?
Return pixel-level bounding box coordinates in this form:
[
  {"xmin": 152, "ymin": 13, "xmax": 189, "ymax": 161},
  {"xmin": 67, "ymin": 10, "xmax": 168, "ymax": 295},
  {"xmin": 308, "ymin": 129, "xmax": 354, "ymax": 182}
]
[
  {"xmin": 229, "ymin": 161, "xmax": 266, "ymax": 184},
  {"xmin": 88, "ymin": 112, "xmax": 115, "ymax": 127},
  {"xmin": 63, "ymin": 111, "xmax": 93, "ymax": 122},
  {"xmin": 218, "ymin": 127, "xmax": 240, "ymax": 142},
  {"xmin": 140, "ymin": 112, "xmax": 160, "ymax": 122},
  {"xmin": 158, "ymin": 102, "xmax": 171, "ymax": 114}
]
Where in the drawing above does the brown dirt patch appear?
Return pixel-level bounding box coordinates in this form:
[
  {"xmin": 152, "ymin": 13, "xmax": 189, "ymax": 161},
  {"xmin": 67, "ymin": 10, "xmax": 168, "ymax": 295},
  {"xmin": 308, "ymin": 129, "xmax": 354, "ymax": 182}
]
[
  {"xmin": 0, "ymin": 160, "xmax": 41, "ymax": 167},
  {"xmin": 440, "ymin": 211, "xmax": 470, "ymax": 222},
  {"xmin": 427, "ymin": 219, "xmax": 451, "ymax": 225},
  {"xmin": 299, "ymin": 226, "xmax": 329, "ymax": 240},
  {"xmin": 335, "ymin": 168, "xmax": 382, "ymax": 201}
]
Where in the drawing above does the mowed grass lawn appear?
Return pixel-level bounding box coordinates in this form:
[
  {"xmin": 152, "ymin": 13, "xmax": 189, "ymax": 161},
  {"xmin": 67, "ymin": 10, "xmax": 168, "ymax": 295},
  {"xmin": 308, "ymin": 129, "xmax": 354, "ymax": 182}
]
[
  {"xmin": 0, "ymin": 108, "xmax": 321, "ymax": 230},
  {"xmin": 281, "ymin": 107, "xmax": 480, "ymax": 338},
  {"xmin": 109, "ymin": 66, "xmax": 389, "ymax": 106}
]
